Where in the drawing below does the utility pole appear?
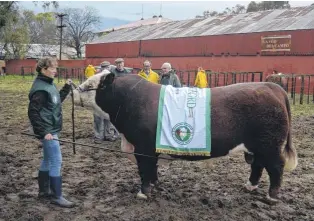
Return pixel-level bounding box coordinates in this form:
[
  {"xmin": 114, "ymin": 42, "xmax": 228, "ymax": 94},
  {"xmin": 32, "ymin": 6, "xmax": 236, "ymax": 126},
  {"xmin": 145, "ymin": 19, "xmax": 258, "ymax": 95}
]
[
  {"xmin": 141, "ymin": 4, "xmax": 144, "ymax": 20},
  {"xmin": 56, "ymin": 13, "xmax": 67, "ymax": 61}
]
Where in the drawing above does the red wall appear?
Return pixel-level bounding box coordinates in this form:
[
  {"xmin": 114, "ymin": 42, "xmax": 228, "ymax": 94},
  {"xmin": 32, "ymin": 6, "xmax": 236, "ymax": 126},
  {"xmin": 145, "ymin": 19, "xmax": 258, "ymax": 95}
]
[
  {"xmin": 86, "ymin": 41, "xmax": 140, "ymax": 58},
  {"xmin": 6, "ymin": 56, "xmax": 314, "ymax": 76},
  {"xmin": 86, "ymin": 29, "xmax": 314, "ymax": 57}
]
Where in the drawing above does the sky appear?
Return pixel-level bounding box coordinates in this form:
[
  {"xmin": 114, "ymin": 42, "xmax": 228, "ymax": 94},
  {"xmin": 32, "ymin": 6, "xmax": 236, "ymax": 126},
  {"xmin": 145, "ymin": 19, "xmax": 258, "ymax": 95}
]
[{"xmin": 19, "ymin": 0, "xmax": 314, "ymax": 21}]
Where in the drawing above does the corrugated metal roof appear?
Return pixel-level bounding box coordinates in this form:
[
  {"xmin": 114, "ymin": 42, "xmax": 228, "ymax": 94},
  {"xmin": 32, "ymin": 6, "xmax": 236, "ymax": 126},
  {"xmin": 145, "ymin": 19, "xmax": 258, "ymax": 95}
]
[
  {"xmin": 97, "ymin": 17, "xmax": 172, "ymax": 33},
  {"xmin": 91, "ymin": 6, "xmax": 314, "ymax": 44}
]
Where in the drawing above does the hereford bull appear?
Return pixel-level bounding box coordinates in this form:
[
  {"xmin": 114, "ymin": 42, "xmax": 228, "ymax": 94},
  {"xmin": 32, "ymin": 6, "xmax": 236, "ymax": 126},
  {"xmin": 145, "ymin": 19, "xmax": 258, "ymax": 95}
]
[{"xmin": 74, "ymin": 72, "xmax": 298, "ymax": 203}]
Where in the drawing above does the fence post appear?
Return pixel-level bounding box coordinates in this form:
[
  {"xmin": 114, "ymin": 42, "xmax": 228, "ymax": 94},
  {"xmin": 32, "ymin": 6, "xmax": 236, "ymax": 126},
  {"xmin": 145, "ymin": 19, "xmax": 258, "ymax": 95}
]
[
  {"xmin": 57, "ymin": 67, "xmax": 60, "ymax": 83},
  {"xmin": 208, "ymin": 71, "xmax": 212, "ymax": 88},
  {"xmin": 223, "ymin": 72, "xmax": 226, "ymax": 86},
  {"xmin": 232, "ymin": 72, "xmax": 236, "ymax": 84},
  {"xmin": 293, "ymin": 77, "xmax": 296, "ymax": 105},
  {"xmin": 21, "ymin": 67, "xmax": 24, "ymax": 78},
  {"xmin": 300, "ymin": 75, "xmax": 304, "ymax": 105},
  {"xmin": 307, "ymin": 76, "xmax": 310, "ymax": 104},
  {"xmin": 286, "ymin": 77, "xmax": 290, "ymax": 93},
  {"xmin": 226, "ymin": 72, "xmax": 229, "ymax": 85},
  {"xmin": 312, "ymin": 85, "xmax": 314, "ymax": 103},
  {"xmin": 214, "ymin": 72, "xmax": 218, "ymax": 87},
  {"xmin": 291, "ymin": 74, "xmax": 294, "ymax": 98},
  {"xmin": 259, "ymin": 72, "xmax": 263, "ymax": 82}
]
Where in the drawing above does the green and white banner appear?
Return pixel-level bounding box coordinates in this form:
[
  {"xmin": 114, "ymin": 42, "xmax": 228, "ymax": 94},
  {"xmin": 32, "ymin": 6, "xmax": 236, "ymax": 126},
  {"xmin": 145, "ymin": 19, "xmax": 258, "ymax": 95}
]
[{"xmin": 156, "ymin": 85, "xmax": 211, "ymax": 156}]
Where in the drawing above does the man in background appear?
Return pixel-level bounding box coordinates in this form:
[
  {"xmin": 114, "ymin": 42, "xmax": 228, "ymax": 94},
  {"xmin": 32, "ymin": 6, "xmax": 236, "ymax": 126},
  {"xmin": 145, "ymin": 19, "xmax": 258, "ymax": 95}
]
[
  {"xmin": 159, "ymin": 62, "xmax": 181, "ymax": 87},
  {"xmin": 84, "ymin": 64, "xmax": 96, "ymax": 79},
  {"xmin": 93, "ymin": 61, "xmax": 119, "ymax": 143},
  {"xmin": 194, "ymin": 67, "xmax": 208, "ymax": 88},
  {"xmin": 137, "ymin": 60, "xmax": 159, "ymax": 84},
  {"xmin": 110, "ymin": 58, "xmax": 131, "ymax": 76}
]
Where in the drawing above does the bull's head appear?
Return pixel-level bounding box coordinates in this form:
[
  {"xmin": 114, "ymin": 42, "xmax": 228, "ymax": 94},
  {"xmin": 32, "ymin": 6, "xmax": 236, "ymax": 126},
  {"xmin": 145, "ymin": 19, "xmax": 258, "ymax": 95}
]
[{"xmin": 72, "ymin": 70, "xmax": 111, "ymax": 119}]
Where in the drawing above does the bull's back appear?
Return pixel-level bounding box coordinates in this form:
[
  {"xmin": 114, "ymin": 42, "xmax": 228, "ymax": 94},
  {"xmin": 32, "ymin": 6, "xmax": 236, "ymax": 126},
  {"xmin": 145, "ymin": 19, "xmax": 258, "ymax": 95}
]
[{"xmin": 209, "ymin": 82, "xmax": 289, "ymax": 157}]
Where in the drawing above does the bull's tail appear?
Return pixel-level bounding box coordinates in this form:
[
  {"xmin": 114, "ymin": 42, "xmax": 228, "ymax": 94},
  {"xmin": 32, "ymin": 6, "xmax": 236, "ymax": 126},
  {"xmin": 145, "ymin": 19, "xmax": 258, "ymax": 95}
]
[{"xmin": 282, "ymin": 94, "xmax": 298, "ymax": 171}]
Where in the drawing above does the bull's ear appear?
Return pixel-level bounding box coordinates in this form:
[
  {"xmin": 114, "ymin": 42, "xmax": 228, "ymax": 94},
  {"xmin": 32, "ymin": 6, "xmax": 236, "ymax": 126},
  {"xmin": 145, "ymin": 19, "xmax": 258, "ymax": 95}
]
[
  {"xmin": 99, "ymin": 73, "xmax": 115, "ymax": 90},
  {"xmin": 105, "ymin": 73, "xmax": 115, "ymax": 85}
]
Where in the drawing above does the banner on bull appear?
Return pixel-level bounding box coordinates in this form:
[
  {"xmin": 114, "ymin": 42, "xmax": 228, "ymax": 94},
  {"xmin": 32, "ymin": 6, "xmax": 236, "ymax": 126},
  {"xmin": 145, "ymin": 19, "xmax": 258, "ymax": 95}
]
[
  {"xmin": 155, "ymin": 85, "xmax": 211, "ymax": 156},
  {"xmin": 261, "ymin": 35, "xmax": 291, "ymax": 52}
]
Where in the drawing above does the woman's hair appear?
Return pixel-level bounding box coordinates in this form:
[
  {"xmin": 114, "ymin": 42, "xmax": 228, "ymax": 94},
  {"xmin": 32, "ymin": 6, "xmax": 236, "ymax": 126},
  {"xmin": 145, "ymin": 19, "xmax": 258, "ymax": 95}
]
[{"xmin": 36, "ymin": 57, "xmax": 57, "ymax": 73}]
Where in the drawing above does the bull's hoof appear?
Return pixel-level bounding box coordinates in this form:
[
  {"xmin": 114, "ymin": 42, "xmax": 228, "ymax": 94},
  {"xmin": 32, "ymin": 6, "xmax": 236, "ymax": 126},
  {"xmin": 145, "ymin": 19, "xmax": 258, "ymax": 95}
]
[
  {"xmin": 245, "ymin": 181, "xmax": 258, "ymax": 192},
  {"xmin": 136, "ymin": 190, "xmax": 148, "ymax": 200},
  {"xmin": 266, "ymin": 194, "xmax": 280, "ymax": 204}
]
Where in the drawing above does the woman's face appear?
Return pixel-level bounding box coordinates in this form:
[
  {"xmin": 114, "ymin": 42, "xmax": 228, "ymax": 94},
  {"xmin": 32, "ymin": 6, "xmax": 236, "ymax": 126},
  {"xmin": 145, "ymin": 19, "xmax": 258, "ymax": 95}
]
[{"xmin": 41, "ymin": 61, "xmax": 58, "ymax": 78}]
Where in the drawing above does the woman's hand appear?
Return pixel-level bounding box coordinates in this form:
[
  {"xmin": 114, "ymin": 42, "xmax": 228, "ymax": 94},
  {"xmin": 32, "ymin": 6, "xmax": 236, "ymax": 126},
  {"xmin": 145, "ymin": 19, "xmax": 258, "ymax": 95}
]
[
  {"xmin": 44, "ymin": 133, "xmax": 54, "ymax": 140},
  {"xmin": 66, "ymin": 79, "xmax": 73, "ymax": 85}
]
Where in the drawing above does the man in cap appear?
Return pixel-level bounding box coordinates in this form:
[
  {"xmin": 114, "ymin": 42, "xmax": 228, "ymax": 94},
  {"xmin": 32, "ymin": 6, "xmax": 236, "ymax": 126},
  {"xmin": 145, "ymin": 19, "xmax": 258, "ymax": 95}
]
[
  {"xmin": 110, "ymin": 58, "xmax": 131, "ymax": 76},
  {"xmin": 93, "ymin": 60, "xmax": 119, "ymax": 143},
  {"xmin": 100, "ymin": 61, "xmax": 111, "ymax": 71}
]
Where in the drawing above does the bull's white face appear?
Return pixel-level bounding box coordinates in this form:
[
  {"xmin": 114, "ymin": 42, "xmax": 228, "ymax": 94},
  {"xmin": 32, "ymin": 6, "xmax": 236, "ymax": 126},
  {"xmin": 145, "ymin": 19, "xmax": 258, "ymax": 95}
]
[{"xmin": 72, "ymin": 70, "xmax": 110, "ymax": 119}]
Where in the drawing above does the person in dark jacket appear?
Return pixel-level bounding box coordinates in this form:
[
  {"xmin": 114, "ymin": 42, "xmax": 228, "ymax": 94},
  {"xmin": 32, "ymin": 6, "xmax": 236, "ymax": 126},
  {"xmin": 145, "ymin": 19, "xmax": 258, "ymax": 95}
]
[
  {"xmin": 110, "ymin": 58, "xmax": 131, "ymax": 76},
  {"xmin": 93, "ymin": 61, "xmax": 120, "ymax": 143},
  {"xmin": 159, "ymin": 62, "xmax": 181, "ymax": 87},
  {"xmin": 28, "ymin": 57, "xmax": 75, "ymax": 208}
]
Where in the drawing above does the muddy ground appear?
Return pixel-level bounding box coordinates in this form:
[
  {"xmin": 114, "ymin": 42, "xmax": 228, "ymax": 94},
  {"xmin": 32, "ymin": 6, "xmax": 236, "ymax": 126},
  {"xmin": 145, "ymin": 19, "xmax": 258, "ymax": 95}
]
[{"xmin": 1, "ymin": 79, "xmax": 314, "ymax": 221}]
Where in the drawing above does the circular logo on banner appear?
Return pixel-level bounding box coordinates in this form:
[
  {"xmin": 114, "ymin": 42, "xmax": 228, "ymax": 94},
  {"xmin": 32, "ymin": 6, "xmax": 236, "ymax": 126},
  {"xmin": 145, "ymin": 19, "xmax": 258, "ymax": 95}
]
[{"xmin": 172, "ymin": 122, "xmax": 194, "ymax": 145}]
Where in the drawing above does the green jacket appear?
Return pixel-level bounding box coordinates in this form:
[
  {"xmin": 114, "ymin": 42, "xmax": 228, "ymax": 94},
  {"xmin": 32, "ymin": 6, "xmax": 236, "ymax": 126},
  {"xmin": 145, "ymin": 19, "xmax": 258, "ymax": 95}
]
[{"xmin": 28, "ymin": 74, "xmax": 70, "ymax": 138}]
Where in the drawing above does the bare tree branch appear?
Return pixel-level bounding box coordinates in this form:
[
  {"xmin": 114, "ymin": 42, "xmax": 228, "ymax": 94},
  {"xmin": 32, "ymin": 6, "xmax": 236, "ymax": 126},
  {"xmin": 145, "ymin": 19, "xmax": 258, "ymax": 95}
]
[{"xmin": 59, "ymin": 6, "xmax": 101, "ymax": 58}]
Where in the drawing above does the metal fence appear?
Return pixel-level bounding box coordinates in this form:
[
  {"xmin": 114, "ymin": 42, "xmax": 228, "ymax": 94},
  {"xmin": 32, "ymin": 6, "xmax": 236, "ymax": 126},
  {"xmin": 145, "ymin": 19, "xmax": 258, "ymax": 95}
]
[
  {"xmin": 267, "ymin": 74, "xmax": 314, "ymax": 105},
  {"xmin": 14, "ymin": 66, "xmax": 314, "ymax": 105},
  {"xmin": 177, "ymin": 70, "xmax": 263, "ymax": 87}
]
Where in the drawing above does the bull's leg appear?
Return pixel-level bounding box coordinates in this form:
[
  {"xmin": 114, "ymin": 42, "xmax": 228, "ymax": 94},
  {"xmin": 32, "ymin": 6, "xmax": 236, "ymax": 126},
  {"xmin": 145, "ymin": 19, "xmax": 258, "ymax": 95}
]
[
  {"xmin": 245, "ymin": 159, "xmax": 264, "ymax": 191},
  {"xmin": 150, "ymin": 157, "xmax": 159, "ymax": 186},
  {"xmin": 264, "ymin": 155, "xmax": 284, "ymax": 203},
  {"xmin": 135, "ymin": 155, "xmax": 155, "ymax": 200}
]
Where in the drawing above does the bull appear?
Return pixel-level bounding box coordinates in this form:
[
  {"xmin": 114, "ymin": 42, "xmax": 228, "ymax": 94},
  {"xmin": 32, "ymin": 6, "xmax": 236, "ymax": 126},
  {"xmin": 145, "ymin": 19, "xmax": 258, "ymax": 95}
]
[{"xmin": 73, "ymin": 71, "xmax": 298, "ymax": 203}]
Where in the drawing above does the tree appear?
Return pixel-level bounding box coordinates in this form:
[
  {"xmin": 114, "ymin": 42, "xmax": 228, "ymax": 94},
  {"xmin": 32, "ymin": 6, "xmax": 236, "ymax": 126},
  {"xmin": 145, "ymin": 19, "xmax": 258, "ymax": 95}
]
[
  {"xmin": 0, "ymin": 2, "xmax": 18, "ymax": 29},
  {"xmin": 247, "ymin": 1, "xmax": 290, "ymax": 13},
  {"xmin": 32, "ymin": 1, "xmax": 59, "ymax": 10},
  {"xmin": 1, "ymin": 1, "xmax": 58, "ymax": 29},
  {"xmin": 232, "ymin": 4, "xmax": 246, "ymax": 14},
  {"xmin": 247, "ymin": 1, "xmax": 259, "ymax": 13},
  {"xmin": 61, "ymin": 6, "xmax": 101, "ymax": 58},
  {"xmin": 22, "ymin": 10, "xmax": 58, "ymax": 45},
  {"xmin": 2, "ymin": 12, "xmax": 30, "ymax": 59},
  {"xmin": 196, "ymin": 4, "xmax": 246, "ymax": 18}
]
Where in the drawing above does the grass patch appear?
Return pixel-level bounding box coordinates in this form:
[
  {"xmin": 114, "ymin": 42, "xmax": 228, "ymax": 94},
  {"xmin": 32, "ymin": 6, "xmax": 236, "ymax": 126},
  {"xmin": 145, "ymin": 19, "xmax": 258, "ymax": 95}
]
[{"xmin": 0, "ymin": 75, "xmax": 81, "ymax": 93}]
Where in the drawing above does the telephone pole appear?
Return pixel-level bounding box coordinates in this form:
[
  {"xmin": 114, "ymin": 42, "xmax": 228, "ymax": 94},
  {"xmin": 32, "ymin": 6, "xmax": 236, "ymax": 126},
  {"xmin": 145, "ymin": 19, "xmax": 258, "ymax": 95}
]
[{"xmin": 56, "ymin": 13, "xmax": 67, "ymax": 60}]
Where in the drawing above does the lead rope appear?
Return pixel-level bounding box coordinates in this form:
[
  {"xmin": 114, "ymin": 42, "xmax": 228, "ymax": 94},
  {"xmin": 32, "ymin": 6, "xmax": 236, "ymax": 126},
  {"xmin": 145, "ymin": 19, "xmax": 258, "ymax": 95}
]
[
  {"xmin": 21, "ymin": 132, "xmax": 174, "ymax": 161},
  {"xmin": 70, "ymin": 83, "xmax": 76, "ymax": 154}
]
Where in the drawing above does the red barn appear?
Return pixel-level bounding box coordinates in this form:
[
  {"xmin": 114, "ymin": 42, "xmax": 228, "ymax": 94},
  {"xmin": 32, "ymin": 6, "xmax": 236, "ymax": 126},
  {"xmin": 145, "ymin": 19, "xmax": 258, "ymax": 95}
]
[{"xmin": 85, "ymin": 6, "xmax": 314, "ymax": 78}]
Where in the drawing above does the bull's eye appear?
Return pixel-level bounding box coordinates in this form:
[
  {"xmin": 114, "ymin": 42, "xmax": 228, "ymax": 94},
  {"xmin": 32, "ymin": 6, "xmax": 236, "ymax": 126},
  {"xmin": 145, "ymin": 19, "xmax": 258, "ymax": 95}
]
[{"xmin": 88, "ymin": 84, "xmax": 93, "ymax": 88}]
